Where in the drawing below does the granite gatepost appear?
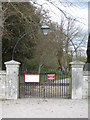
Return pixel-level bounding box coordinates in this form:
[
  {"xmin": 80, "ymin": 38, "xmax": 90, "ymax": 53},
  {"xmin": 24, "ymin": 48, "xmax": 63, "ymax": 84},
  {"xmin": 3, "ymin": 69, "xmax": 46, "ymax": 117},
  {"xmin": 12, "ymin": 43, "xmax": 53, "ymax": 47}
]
[
  {"xmin": 70, "ymin": 60, "xmax": 85, "ymax": 99},
  {"xmin": 4, "ymin": 60, "xmax": 20, "ymax": 99}
]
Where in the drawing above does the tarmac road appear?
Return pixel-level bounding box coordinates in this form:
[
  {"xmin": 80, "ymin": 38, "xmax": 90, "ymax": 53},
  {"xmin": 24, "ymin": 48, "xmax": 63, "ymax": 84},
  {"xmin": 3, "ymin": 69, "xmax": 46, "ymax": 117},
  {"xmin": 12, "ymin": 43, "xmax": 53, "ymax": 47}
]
[{"xmin": 0, "ymin": 98, "xmax": 88, "ymax": 118}]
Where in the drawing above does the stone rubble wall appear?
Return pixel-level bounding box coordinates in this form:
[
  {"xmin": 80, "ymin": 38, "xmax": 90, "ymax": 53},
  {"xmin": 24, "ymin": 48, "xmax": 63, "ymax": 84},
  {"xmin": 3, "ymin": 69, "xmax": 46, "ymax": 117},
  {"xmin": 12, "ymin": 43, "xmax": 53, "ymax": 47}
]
[
  {"xmin": 83, "ymin": 71, "xmax": 90, "ymax": 99},
  {"xmin": 0, "ymin": 70, "xmax": 6, "ymax": 99}
]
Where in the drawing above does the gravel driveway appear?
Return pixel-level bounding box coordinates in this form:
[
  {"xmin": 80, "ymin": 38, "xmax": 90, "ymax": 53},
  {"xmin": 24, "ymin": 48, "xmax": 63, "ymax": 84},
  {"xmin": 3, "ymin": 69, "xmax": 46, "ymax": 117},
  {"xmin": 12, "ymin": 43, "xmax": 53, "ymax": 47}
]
[{"xmin": 1, "ymin": 98, "xmax": 88, "ymax": 118}]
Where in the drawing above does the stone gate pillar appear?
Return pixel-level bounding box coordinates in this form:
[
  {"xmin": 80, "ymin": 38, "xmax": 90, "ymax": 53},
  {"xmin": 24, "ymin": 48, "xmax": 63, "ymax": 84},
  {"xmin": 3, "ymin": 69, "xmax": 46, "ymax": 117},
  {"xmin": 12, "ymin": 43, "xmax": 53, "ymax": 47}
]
[
  {"xmin": 70, "ymin": 60, "xmax": 85, "ymax": 99},
  {"xmin": 4, "ymin": 60, "xmax": 20, "ymax": 99}
]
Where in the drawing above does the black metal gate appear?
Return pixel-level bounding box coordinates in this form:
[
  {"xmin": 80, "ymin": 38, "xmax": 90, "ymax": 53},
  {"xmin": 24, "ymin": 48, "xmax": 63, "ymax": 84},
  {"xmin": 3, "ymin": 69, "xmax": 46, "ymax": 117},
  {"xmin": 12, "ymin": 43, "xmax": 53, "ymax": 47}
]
[{"xmin": 19, "ymin": 70, "xmax": 71, "ymax": 98}]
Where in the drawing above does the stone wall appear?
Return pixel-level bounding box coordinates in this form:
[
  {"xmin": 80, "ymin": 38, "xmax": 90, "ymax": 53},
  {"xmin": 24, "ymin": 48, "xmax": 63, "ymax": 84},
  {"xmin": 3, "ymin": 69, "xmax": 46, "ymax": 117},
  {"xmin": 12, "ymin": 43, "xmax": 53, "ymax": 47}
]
[
  {"xmin": 83, "ymin": 71, "xmax": 90, "ymax": 98},
  {"xmin": 0, "ymin": 70, "xmax": 6, "ymax": 99}
]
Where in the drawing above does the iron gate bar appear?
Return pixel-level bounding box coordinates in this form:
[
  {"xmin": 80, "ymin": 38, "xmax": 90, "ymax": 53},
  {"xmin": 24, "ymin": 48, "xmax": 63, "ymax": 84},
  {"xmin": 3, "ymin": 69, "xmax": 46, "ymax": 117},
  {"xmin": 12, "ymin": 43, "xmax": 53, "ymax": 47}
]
[
  {"xmin": 46, "ymin": 72, "xmax": 47, "ymax": 97},
  {"xmin": 51, "ymin": 80, "xmax": 52, "ymax": 98},
  {"xmin": 63, "ymin": 72, "xmax": 64, "ymax": 98},
  {"xmin": 64, "ymin": 74, "xmax": 65, "ymax": 97},
  {"xmin": 27, "ymin": 83, "xmax": 30, "ymax": 95},
  {"xmin": 59, "ymin": 72, "xmax": 60, "ymax": 98},
  {"xmin": 62, "ymin": 73, "xmax": 63, "ymax": 98},
  {"xmin": 23, "ymin": 84, "xmax": 25, "ymax": 97},
  {"xmin": 56, "ymin": 72, "xmax": 58, "ymax": 97},
  {"xmin": 44, "ymin": 72, "xmax": 45, "ymax": 98},
  {"xmin": 63, "ymin": 72, "xmax": 64, "ymax": 97},
  {"xmin": 60, "ymin": 72, "xmax": 62, "ymax": 97},
  {"xmin": 53, "ymin": 78, "xmax": 54, "ymax": 97},
  {"xmin": 49, "ymin": 77, "xmax": 50, "ymax": 97},
  {"xmin": 55, "ymin": 72, "xmax": 56, "ymax": 98},
  {"xmin": 60, "ymin": 72, "xmax": 61, "ymax": 97},
  {"xmin": 69, "ymin": 73, "xmax": 71, "ymax": 98},
  {"xmin": 37, "ymin": 83, "xmax": 38, "ymax": 97},
  {"xmin": 52, "ymin": 70, "xmax": 54, "ymax": 97},
  {"xmin": 34, "ymin": 83, "xmax": 35, "ymax": 97},
  {"xmin": 39, "ymin": 80, "xmax": 40, "ymax": 97},
  {"xmin": 50, "ymin": 80, "xmax": 51, "ymax": 98},
  {"xmin": 29, "ymin": 83, "xmax": 32, "ymax": 96},
  {"xmin": 36, "ymin": 84, "xmax": 38, "ymax": 97},
  {"xmin": 61, "ymin": 73, "xmax": 63, "ymax": 97}
]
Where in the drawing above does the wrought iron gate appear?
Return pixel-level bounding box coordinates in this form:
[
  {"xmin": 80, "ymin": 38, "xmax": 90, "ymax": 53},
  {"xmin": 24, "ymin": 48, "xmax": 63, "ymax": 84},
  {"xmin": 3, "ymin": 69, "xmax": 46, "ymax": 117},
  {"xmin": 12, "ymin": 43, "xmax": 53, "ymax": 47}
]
[{"xmin": 19, "ymin": 70, "xmax": 71, "ymax": 98}]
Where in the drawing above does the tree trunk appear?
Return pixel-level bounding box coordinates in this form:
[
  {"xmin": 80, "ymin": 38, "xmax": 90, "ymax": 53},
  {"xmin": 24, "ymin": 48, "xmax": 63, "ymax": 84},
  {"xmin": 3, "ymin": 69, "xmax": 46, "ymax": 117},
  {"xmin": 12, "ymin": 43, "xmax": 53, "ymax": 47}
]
[{"xmin": 38, "ymin": 64, "xmax": 43, "ymax": 73}]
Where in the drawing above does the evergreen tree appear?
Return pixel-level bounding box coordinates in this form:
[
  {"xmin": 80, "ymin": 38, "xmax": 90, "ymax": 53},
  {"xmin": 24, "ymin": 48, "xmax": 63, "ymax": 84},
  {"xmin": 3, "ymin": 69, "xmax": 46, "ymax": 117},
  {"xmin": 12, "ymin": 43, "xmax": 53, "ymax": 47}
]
[{"xmin": 2, "ymin": 2, "xmax": 41, "ymax": 70}]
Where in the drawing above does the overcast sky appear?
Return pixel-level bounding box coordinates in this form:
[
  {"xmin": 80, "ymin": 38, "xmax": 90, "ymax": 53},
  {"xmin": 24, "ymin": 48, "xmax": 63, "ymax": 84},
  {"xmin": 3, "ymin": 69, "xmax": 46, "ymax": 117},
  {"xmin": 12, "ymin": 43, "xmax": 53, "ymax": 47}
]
[
  {"xmin": 31, "ymin": 0, "xmax": 88, "ymax": 31},
  {"xmin": 31, "ymin": 0, "xmax": 89, "ymax": 56}
]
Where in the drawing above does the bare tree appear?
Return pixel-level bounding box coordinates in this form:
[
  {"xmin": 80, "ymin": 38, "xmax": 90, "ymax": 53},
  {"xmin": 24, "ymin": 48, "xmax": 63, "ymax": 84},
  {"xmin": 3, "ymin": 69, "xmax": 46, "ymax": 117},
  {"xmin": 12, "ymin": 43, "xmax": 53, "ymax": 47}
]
[{"xmin": 53, "ymin": 15, "xmax": 86, "ymax": 71}]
